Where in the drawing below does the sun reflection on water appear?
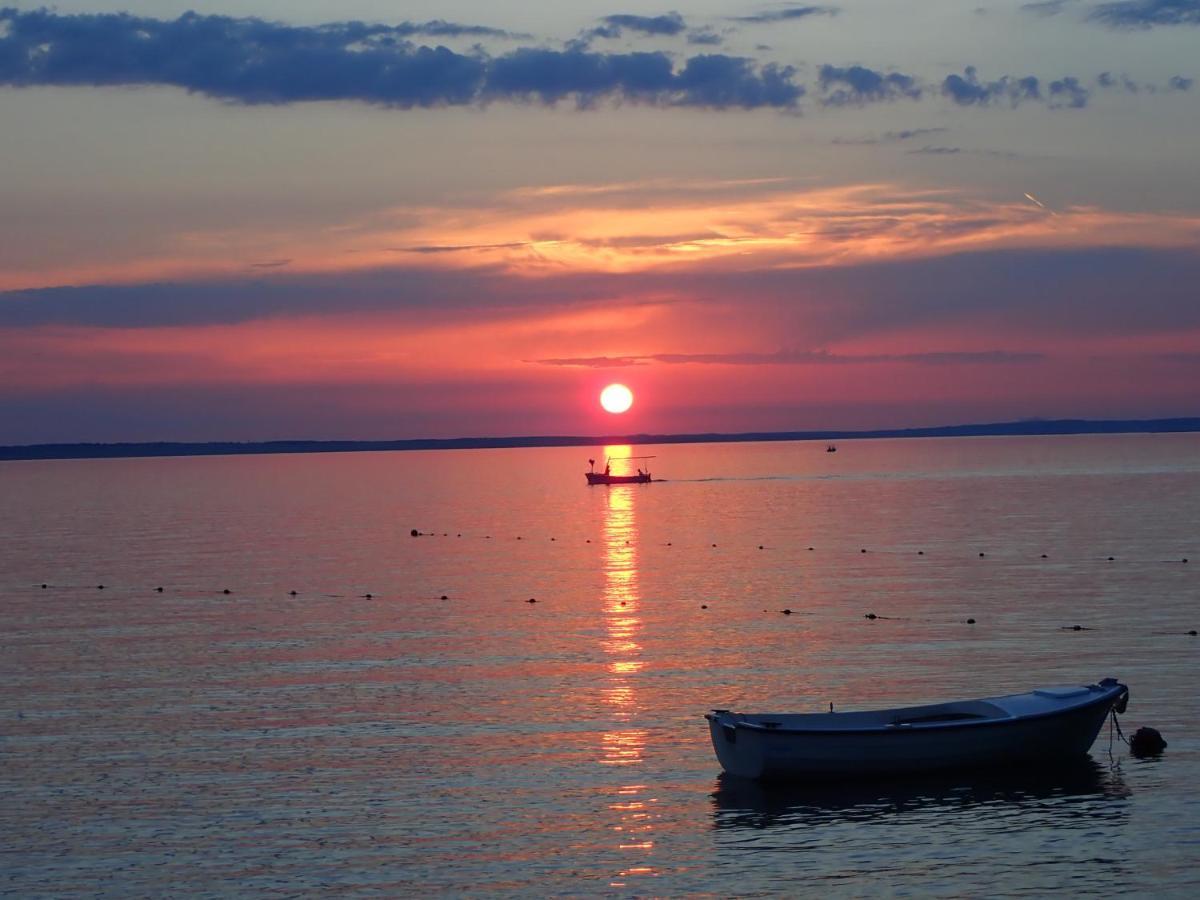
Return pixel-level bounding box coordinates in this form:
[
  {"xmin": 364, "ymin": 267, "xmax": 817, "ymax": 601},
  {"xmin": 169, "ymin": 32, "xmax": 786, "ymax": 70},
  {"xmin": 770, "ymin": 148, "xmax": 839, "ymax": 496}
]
[{"xmin": 597, "ymin": 447, "xmax": 658, "ymax": 886}]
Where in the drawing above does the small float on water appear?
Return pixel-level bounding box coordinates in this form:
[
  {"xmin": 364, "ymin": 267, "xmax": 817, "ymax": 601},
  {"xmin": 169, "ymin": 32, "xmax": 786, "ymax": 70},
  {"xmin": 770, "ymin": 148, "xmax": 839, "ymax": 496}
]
[
  {"xmin": 706, "ymin": 677, "xmax": 1129, "ymax": 780},
  {"xmin": 586, "ymin": 456, "xmax": 654, "ymax": 485}
]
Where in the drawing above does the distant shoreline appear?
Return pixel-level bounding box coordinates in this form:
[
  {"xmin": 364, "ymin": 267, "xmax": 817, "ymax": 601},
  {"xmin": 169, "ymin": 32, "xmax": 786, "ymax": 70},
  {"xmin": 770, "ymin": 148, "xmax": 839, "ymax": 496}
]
[{"xmin": 1, "ymin": 417, "xmax": 1198, "ymax": 462}]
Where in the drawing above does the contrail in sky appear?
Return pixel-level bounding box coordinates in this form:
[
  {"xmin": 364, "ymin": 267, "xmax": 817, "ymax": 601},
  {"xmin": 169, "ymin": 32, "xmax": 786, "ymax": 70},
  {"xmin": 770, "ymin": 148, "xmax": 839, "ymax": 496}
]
[{"xmin": 1023, "ymin": 191, "xmax": 1058, "ymax": 215}]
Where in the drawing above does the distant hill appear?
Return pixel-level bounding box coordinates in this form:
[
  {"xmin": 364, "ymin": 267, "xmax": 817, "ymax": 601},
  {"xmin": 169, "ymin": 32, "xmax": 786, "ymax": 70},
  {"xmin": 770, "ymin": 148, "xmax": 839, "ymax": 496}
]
[{"xmin": 1, "ymin": 417, "xmax": 1198, "ymax": 462}]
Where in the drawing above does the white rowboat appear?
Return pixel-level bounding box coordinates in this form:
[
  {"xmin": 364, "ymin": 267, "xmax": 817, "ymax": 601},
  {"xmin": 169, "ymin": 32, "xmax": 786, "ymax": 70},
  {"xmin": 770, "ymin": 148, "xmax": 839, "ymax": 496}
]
[{"xmin": 706, "ymin": 678, "xmax": 1129, "ymax": 780}]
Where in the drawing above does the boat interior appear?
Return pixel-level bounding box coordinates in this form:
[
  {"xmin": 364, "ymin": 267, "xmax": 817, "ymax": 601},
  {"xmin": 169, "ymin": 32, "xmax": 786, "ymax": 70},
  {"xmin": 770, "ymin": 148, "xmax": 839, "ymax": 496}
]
[{"xmin": 739, "ymin": 699, "xmax": 1015, "ymax": 731}]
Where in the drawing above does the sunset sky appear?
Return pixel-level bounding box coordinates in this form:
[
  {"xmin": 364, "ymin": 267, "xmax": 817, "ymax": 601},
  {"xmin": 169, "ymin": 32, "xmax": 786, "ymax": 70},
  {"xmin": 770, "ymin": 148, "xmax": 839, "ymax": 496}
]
[{"xmin": 2, "ymin": 1, "xmax": 1199, "ymax": 443}]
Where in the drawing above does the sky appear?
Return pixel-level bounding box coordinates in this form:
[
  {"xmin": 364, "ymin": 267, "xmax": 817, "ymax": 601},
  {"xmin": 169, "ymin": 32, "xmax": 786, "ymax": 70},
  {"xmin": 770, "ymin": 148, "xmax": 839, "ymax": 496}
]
[{"xmin": 1, "ymin": 1, "xmax": 1199, "ymax": 443}]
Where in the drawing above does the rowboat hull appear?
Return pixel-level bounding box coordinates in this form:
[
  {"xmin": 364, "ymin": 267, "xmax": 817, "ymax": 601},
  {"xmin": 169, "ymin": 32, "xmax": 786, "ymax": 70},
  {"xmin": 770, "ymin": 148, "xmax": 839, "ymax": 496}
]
[{"xmin": 707, "ymin": 679, "xmax": 1127, "ymax": 780}]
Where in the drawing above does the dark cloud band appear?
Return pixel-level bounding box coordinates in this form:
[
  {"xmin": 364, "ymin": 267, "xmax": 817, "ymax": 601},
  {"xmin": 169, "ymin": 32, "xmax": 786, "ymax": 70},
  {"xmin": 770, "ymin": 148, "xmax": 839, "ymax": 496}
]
[
  {"xmin": 818, "ymin": 64, "xmax": 922, "ymax": 105},
  {"xmin": 0, "ymin": 8, "xmax": 802, "ymax": 110},
  {"xmin": 730, "ymin": 6, "xmax": 839, "ymax": 24},
  {"xmin": 1089, "ymin": 0, "xmax": 1200, "ymax": 28},
  {"xmin": 532, "ymin": 349, "xmax": 1043, "ymax": 367},
  {"xmin": 0, "ymin": 9, "xmax": 1188, "ymax": 114}
]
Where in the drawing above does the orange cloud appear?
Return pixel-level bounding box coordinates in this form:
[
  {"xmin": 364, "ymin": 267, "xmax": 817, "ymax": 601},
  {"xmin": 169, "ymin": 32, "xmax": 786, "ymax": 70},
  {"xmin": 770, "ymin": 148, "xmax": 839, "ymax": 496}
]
[{"xmin": 7, "ymin": 178, "xmax": 1200, "ymax": 292}]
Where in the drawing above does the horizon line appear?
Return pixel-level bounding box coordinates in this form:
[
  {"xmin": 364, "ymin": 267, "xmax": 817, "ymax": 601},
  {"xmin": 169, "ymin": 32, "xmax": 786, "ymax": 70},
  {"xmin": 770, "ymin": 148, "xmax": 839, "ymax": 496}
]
[{"xmin": 2, "ymin": 416, "xmax": 1199, "ymax": 462}]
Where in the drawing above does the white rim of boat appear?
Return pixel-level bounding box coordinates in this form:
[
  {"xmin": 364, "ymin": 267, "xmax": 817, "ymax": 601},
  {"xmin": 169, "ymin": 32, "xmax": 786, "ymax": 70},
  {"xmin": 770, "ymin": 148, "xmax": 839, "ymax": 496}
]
[{"xmin": 706, "ymin": 681, "xmax": 1127, "ymax": 736}]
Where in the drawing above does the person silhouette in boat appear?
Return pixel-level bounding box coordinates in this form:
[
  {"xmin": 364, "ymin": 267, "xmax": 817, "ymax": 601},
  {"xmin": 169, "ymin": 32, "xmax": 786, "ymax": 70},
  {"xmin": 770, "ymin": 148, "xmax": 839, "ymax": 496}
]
[{"xmin": 604, "ymin": 463, "xmax": 610, "ymax": 476}]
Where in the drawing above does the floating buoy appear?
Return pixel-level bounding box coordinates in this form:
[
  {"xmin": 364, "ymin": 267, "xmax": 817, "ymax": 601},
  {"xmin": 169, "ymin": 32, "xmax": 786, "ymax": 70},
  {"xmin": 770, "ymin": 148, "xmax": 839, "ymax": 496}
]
[
  {"xmin": 967, "ymin": 618, "xmax": 976, "ymax": 624},
  {"xmin": 457, "ymin": 534, "xmax": 462, "ymax": 538},
  {"xmin": 1129, "ymin": 726, "xmax": 1167, "ymax": 757},
  {"xmin": 40, "ymin": 583, "xmax": 47, "ymax": 589},
  {"xmin": 155, "ymin": 587, "xmax": 164, "ymax": 593},
  {"xmin": 865, "ymin": 613, "xmax": 877, "ymax": 620},
  {"xmin": 289, "ymin": 590, "xmax": 297, "ymax": 596},
  {"xmin": 410, "ymin": 529, "xmax": 420, "ymax": 537},
  {"xmin": 667, "ymin": 542, "xmax": 672, "ymax": 546},
  {"xmin": 440, "ymin": 594, "xmax": 448, "ymax": 600},
  {"xmin": 860, "ymin": 548, "xmax": 867, "ymax": 553},
  {"xmin": 97, "ymin": 585, "xmax": 105, "ymax": 590},
  {"xmin": 527, "ymin": 598, "xmax": 537, "ymax": 604},
  {"xmin": 1070, "ymin": 624, "xmax": 1083, "ymax": 631},
  {"xmin": 758, "ymin": 545, "xmax": 764, "ymax": 550},
  {"xmin": 1188, "ymin": 629, "xmax": 1197, "ymax": 636},
  {"xmin": 781, "ymin": 608, "xmax": 792, "ymax": 615},
  {"xmin": 364, "ymin": 592, "xmax": 373, "ymax": 599},
  {"xmin": 712, "ymin": 543, "xmax": 717, "ymax": 547},
  {"xmin": 620, "ymin": 601, "xmax": 626, "ymax": 606},
  {"xmin": 550, "ymin": 537, "xmax": 555, "ymax": 541},
  {"xmin": 978, "ymin": 552, "xmax": 986, "ymax": 558},
  {"xmin": 1108, "ymin": 556, "xmax": 1115, "ymax": 561},
  {"xmin": 700, "ymin": 604, "xmax": 708, "ymax": 609},
  {"xmin": 222, "ymin": 589, "xmax": 231, "ymax": 595},
  {"xmin": 1041, "ymin": 554, "xmax": 1048, "ymax": 558},
  {"xmin": 917, "ymin": 551, "xmax": 924, "ymax": 555},
  {"xmin": 808, "ymin": 547, "xmax": 814, "ymax": 551},
  {"xmin": 517, "ymin": 536, "xmax": 522, "ymax": 540},
  {"xmin": 1183, "ymin": 558, "xmax": 1189, "ymax": 563}
]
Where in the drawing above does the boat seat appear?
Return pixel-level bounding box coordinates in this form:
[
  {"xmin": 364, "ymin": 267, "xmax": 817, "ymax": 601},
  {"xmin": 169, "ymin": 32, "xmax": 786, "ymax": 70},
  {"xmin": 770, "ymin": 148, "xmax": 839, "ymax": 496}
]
[{"xmin": 1033, "ymin": 686, "xmax": 1091, "ymax": 700}]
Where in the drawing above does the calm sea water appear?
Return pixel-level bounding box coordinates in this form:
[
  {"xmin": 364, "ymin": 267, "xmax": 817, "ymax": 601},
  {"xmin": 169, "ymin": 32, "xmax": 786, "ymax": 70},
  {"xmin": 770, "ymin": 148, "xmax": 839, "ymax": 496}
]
[{"xmin": 2, "ymin": 434, "xmax": 1198, "ymax": 896}]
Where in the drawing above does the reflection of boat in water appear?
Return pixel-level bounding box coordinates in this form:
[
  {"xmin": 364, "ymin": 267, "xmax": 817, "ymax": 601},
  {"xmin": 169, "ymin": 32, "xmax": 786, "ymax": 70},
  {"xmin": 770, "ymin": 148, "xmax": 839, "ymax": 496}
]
[
  {"xmin": 586, "ymin": 455, "xmax": 654, "ymax": 485},
  {"xmin": 706, "ymin": 679, "xmax": 1128, "ymax": 780},
  {"xmin": 710, "ymin": 757, "xmax": 1127, "ymax": 830}
]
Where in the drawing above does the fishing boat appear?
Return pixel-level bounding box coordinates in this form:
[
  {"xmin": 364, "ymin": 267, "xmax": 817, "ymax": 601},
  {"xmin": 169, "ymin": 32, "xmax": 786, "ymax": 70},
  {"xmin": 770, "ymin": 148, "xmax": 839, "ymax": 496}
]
[
  {"xmin": 826, "ymin": 444, "xmax": 837, "ymax": 453},
  {"xmin": 586, "ymin": 456, "xmax": 653, "ymax": 485},
  {"xmin": 706, "ymin": 677, "xmax": 1128, "ymax": 780}
]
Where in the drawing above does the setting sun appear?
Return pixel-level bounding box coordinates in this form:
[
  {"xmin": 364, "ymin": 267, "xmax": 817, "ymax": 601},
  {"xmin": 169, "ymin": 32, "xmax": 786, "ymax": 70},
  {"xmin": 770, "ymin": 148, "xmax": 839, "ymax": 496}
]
[{"xmin": 600, "ymin": 383, "xmax": 634, "ymax": 414}]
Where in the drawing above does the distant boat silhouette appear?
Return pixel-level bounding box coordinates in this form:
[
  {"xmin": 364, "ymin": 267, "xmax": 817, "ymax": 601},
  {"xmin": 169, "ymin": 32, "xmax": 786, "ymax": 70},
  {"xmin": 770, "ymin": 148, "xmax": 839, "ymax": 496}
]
[
  {"xmin": 586, "ymin": 456, "xmax": 654, "ymax": 485},
  {"xmin": 826, "ymin": 444, "xmax": 837, "ymax": 453}
]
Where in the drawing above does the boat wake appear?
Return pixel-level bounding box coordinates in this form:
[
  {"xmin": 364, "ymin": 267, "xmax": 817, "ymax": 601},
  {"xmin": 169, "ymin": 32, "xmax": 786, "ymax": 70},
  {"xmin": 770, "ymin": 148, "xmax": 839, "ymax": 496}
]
[{"xmin": 670, "ymin": 475, "xmax": 794, "ymax": 483}]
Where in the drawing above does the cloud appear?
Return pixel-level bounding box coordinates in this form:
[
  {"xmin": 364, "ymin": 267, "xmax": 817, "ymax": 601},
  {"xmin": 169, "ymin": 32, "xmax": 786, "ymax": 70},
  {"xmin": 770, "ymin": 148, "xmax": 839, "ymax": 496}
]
[
  {"xmin": 0, "ymin": 8, "xmax": 802, "ymax": 110},
  {"xmin": 818, "ymin": 64, "xmax": 922, "ymax": 105},
  {"xmin": 905, "ymin": 146, "xmax": 1024, "ymax": 158},
  {"xmin": 686, "ymin": 28, "xmax": 725, "ymax": 45},
  {"xmin": 1088, "ymin": 1, "xmax": 1200, "ymax": 27},
  {"xmin": 731, "ymin": 6, "xmax": 840, "ymax": 24},
  {"xmin": 1020, "ymin": 0, "xmax": 1082, "ymax": 16},
  {"xmin": 531, "ymin": 349, "xmax": 1043, "ymax": 367},
  {"xmin": 390, "ymin": 19, "xmax": 525, "ymax": 39},
  {"xmin": 673, "ymin": 54, "xmax": 803, "ymax": 107},
  {"xmin": 397, "ymin": 241, "xmax": 531, "ymax": 254},
  {"xmin": 1048, "ymin": 76, "xmax": 1090, "ymax": 107},
  {"xmin": 885, "ymin": 127, "xmax": 949, "ymax": 141},
  {"xmin": 1095, "ymin": 70, "xmax": 1194, "ymax": 92},
  {"xmin": 1096, "ymin": 70, "xmax": 1143, "ymax": 91},
  {"xmin": 533, "ymin": 355, "xmax": 650, "ymax": 367},
  {"xmin": 833, "ymin": 128, "xmax": 948, "ymax": 145},
  {"xmin": 592, "ymin": 13, "xmax": 687, "ymax": 38},
  {"xmin": 942, "ymin": 67, "xmax": 1043, "ymax": 106}
]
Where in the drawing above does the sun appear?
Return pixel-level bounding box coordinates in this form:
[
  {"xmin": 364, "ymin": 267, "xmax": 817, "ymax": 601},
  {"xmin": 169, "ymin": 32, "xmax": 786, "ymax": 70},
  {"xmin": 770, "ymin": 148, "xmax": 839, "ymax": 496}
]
[{"xmin": 599, "ymin": 383, "xmax": 634, "ymax": 414}]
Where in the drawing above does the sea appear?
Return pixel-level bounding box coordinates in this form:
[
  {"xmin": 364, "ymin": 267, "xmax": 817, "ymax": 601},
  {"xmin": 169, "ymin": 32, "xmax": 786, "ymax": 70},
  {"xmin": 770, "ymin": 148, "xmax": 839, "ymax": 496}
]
[{"xmin": 1, "ymin": 433, "xmax": 1198, "ymax": 897}]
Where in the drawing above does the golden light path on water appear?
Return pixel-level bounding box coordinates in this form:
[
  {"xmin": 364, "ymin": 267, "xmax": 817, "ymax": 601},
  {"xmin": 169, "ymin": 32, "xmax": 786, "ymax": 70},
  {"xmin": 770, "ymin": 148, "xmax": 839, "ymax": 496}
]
[{"xmin": 598, "ymin": 445, "xmax": 657, "ymax": 888}]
